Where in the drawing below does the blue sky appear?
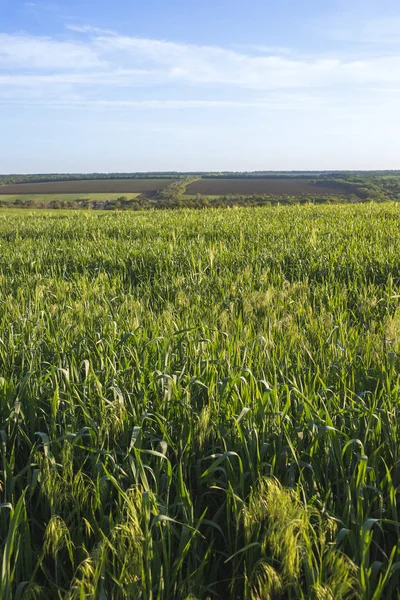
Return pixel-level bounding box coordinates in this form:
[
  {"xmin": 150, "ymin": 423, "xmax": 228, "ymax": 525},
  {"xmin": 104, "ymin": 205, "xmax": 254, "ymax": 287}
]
[{"xmin": 1, "ymin": 0, "xmax": 400, "ymax": 172}]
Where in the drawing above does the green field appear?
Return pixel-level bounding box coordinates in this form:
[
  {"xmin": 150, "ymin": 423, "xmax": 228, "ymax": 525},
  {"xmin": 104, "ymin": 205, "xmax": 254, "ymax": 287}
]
[
  {"xmin": 0, "ymin": 193, "xmax": 141, "ymax": 204},
  {"xmin": 1, "ymin": 205, "xmax": 400, "ymax": 599}
]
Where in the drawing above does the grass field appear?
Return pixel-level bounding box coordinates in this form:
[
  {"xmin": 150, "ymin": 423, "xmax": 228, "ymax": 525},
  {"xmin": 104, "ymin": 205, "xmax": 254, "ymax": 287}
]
[
  {"xmin": 0, "ymin": 193, "xmax": 141, "ymax": 203},
  {"xmin": 185, "ymin": 178, "xmax": 350, "ymax": 196},
  {"xmin": 0, "ymin": 179, "xmax": 177, "ymax": 195},
  {"xmin": 1, "ymin": 205, "xmax": 400, "ymax": 599}
]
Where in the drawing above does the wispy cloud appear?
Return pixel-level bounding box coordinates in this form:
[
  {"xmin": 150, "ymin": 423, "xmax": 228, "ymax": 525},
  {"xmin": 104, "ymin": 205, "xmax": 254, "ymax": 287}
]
[
  {"xmin": 0, "ymin": 33, "xmax": 104, "ymax": 69},
  {"xmin": 0, "ymin": 98, "xmax": 331, "ymax": 110},
  {"xmin": 2, "ymin": 26, "xmax": 400, "ymax": 109},
  {"xmin": 65, "ymin": 24, "xmax": 116, "ymax": 36}
]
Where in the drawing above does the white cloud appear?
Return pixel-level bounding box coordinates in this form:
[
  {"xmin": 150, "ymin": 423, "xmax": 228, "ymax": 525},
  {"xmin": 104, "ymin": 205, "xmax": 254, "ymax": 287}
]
[
  {"xmin": 95, "ymin": 35, "xmax": 400, "ymax": 88},
  {"xmin": 0, "ymin": 70, "xmax": 153, "ymax": 86},
  {"xmin": 0, "ymin": 33, "xmax": 104, "ymax": 69},
  {"xmin": 0, "ymin": 98, "xmax": 329, "ymax": 110},
  {"xmin": 2, "ymin": 28, "xmax": 400, "ymax": 88},
  {"xmin": 65, "ymin": 24, "xmax": 116, "ymax": 35},
  {"xmin": 1, "ymin": 26, "xmax": 400, "ymax": 110}
]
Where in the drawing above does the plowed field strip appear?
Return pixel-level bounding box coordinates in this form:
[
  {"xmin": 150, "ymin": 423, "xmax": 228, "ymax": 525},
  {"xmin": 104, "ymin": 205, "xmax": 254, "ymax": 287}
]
[
  {"xmin": 0, "ymin": 179, "xmax": 177, "ymax": 195},
  {"xmin": 185, "ymin": 178, "xmax": 349, "ymax": 196}
]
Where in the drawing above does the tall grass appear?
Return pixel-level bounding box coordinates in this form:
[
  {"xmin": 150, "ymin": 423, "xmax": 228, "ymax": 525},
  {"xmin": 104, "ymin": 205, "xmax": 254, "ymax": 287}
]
[{"xmin": 0, "ymin": 204, "xmax": 400, "ymax": 598}]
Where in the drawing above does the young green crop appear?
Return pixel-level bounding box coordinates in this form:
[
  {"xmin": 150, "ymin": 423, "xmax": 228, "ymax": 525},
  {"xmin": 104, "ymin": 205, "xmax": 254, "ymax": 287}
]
[{"xmin": 0, "ymin": 204, "xmax": 399, "ymax": 599}]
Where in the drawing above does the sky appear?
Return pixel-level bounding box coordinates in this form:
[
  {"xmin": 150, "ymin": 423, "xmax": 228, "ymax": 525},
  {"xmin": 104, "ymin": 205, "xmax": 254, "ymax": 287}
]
[{"xmin": 1, "ymin": 0, "xmax": 400, "ymax": 173}]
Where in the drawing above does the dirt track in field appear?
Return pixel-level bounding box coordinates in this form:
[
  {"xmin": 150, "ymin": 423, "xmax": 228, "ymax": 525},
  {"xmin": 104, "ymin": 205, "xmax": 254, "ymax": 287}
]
[
  {"xmin": 185, "ymin": 179, "xmax": 349, "ymax": 196},
  {"xmin": 0, "ymin": 179, "xmax": 177, "ymax": 195}
]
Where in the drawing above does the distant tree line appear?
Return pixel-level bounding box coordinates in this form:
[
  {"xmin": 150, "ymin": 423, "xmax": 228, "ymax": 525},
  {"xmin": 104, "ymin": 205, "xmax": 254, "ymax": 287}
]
[
  {"xmin": 3, "ymin": 170, "xmax": 400, "ymax": 187},
  {"xmin": 0, "ymin": 173, "xmax": 184, "ymax": 186}
]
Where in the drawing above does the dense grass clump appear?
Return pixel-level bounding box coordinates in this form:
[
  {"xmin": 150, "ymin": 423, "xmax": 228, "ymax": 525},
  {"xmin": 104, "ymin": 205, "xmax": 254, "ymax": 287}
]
[{"xmin": 1, "ymin": 204, "xmax": 400, "ymax": 599}]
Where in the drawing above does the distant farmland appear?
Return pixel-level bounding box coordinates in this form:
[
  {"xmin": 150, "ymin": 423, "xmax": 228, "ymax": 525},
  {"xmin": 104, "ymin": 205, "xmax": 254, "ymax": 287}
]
[
  {"xmin": 0, "ymin": 193, "xmax": 142, "ymax": 204},
  {"xmin": 0, "ymin": 177, "xmax": 354, "ymax": 199},
  {"xmin": 0, "ymin": 178, "xmax": 176, "ymax": 195},
  {"xmin": 185, "ymin": 178, "xmax": 350, "ymax": 196}
]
